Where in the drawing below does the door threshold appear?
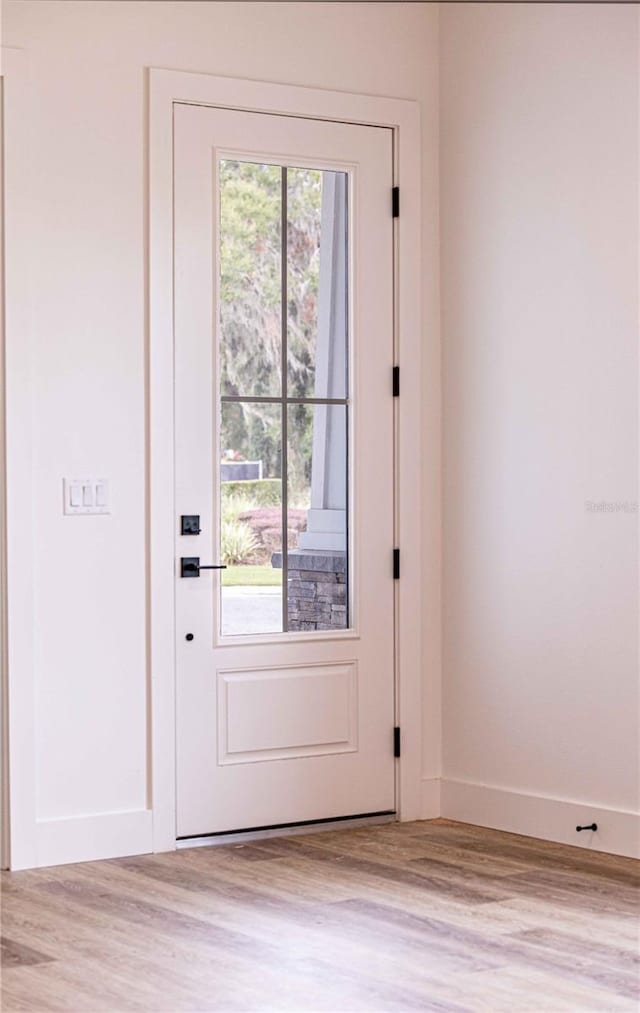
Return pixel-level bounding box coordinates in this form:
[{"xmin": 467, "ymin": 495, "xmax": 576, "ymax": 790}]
[{"xmin": 176, "ymin": 810, "xmax": 396, "ymax": 849}]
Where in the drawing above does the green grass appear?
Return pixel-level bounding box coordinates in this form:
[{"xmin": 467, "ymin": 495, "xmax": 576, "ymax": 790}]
[{"xmin": 222, "ymin": 565, "xmax": 282, "ymax": 587}]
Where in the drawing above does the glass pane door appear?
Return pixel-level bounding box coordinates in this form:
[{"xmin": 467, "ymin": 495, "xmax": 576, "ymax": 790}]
[{"xmin": 218, "ymin": 160, "xmax": 350, "ymax": 636}]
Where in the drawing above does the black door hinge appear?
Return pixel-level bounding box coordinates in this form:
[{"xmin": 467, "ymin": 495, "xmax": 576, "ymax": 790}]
[
  {"xmin": 393, "ymin": 548, "xmax": 400, "ymax": 580},
  {"xmin": 394, "ymin": 727, "xmax": 401, "ymax": 758},
  {"xmin": 392, "ymin": 186, "xmax": 400, "ymax": 218},
  {"xmin": 392, "ymin": 366, "xmax": 400, "ymax": 397}
]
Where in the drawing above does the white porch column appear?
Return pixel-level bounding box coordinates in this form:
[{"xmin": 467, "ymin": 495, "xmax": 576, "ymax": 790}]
[{"xmin": 298, "ymin": 171, "xmax": 348, "ymax": 553}]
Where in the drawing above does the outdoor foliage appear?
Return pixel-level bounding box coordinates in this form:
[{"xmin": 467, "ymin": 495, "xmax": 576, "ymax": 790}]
[
  {"xmin": 221, "ymin": 518, "xmax": 260, "ymax": 566},
  {"xmin": 219, "ymin": 160, "xmax": 323, "ymax": 504},
  {"xmin": 221, "ymin": 478, "xmax": 281, "ymax": 509}
]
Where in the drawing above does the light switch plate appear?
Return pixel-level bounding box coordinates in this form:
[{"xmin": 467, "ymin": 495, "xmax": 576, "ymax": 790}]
[{"xmin": 64, "ymin": 478, "xmax": 110, "ymax": 515}]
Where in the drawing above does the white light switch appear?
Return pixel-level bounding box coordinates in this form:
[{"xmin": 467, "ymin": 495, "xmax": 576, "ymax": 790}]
[{"xmin": 64, "ymin": 478, "xmax": 110, "ymax": 515}]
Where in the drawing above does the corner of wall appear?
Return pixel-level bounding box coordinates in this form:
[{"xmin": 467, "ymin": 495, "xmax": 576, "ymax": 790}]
[{"xmin": 420, "ymin": 777, "xmax": 441, "ymax": 820}]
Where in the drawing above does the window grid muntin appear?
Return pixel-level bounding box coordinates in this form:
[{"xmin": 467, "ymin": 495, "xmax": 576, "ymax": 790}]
[{"xmin": 219, "ymin": 161, "xmax": 350, "ymax": 635}]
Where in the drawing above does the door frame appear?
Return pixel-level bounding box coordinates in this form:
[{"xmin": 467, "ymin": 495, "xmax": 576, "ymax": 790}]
[{"xmin": 149, "ymin": 68, "xmax": 423, "ymax": 853}]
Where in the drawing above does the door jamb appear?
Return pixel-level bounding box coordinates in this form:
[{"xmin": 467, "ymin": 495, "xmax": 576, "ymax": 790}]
[{"xmin": 148, "ymin": 69, "xmax": 423, "ymax": 852}]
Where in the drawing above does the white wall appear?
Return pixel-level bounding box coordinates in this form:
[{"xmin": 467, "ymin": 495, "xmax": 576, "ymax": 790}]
[
  {"xmin": 3, "ymin": 1, "xmax": 441, "ymax": 866},
  {"xmin": 7, "ymin": 0, "xmax": 636, "ymax": 868},
  {"xmin": 440, "ymin": 3, "xmax": 639, "ymax": 857}
]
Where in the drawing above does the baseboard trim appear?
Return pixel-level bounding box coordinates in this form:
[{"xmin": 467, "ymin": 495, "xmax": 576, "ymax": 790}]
[
  {"xmin": 420, "ymin": 777, "xmax": 441, "ymax": 820},
  {"xmin": 441, "ymin": 779, "xmax": 640, "ymax": 859},
  {"xmin": 33, "ymin": 809, "xmax": 153, "ymax": 869},
  {"xmin": 23, "ymin": 784, "xmax": 640, "ymax": 867}
]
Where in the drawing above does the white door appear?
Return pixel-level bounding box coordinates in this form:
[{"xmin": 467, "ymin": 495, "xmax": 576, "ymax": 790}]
[{"xmin": 174, "ymin": 103, "xmax": 395, "ymax": 838}]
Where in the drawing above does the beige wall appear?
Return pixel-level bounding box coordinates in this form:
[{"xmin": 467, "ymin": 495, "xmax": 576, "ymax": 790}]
[
  {"xmin": 440, "ymin": 3, "xmax": 639, "ymax": 842},
  {"xmin": 3, "ymin": 1, "xmax": 440, "ymax": 835}
]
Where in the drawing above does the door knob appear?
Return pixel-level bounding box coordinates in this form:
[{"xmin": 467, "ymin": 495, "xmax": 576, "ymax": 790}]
[{"xmin": 180, "ymin": 557, "xmax": 227, "ymax": 578}]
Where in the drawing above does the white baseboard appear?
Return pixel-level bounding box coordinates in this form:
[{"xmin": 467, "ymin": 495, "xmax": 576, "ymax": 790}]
[
  {"xmin": 21, "ymin": 785, "xmax": 640, "ymax": 868},
  {"xmin": 441, "ymin": 778, "xmax": 640, "ymax": 860},
  {"xmin": 31, "ymin": 809, "xmax": 153, "ymax": 869},
  {"xmin": 420, "ymin": 777, "xmax": 441, "ymax": 819}
]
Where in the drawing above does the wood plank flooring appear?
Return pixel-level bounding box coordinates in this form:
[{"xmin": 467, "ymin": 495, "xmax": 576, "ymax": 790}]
[{"xmin": 1, "ymin": 819, "xmax": 638, "ymax": 1012}]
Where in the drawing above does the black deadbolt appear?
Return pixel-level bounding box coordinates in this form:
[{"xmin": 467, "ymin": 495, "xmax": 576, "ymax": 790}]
[
  {"xmin": 185, "ymin": 633, "xmax": 194, "ymax": 642},
  {"xmin": 181, "ymin": 514, "xmax": 201, "ymax": 536}
]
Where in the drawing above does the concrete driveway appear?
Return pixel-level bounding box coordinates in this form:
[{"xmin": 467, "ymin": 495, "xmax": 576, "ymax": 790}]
[{"xmin": 221, "ymin": 585, "xmax": 282, "ymax": 636}]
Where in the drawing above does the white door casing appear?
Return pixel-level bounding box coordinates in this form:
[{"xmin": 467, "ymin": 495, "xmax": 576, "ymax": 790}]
[
  {"xmin": 149, "ymin": 70, "xmax": 423, "ymax": 856},
  {"xmin": 174, "ymin": 103, "xmax": 395, "ymax": 836}
]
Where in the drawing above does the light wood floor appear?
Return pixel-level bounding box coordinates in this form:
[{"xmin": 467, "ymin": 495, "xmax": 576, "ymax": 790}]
[{"xmin": 1, "ymin": 819, "xmax": 638, "ymax": 1012}]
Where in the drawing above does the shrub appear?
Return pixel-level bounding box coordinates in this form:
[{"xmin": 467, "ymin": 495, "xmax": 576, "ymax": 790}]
[
  {"xmin": 221, "ymin": 493, "xmax": 253, "ymax": 525},
  {"xmin": 221, "ymin": 519, "xmax": 259, "ymax": 565},
  {"xmin": 221, "ymin": 478, "xmax": 281, "ymax": 507}
]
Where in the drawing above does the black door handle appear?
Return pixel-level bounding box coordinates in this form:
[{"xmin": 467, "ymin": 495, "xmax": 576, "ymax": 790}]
[{"xmin": 180, "ymin": 557, "xmax": 227, "ymax": 578}]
